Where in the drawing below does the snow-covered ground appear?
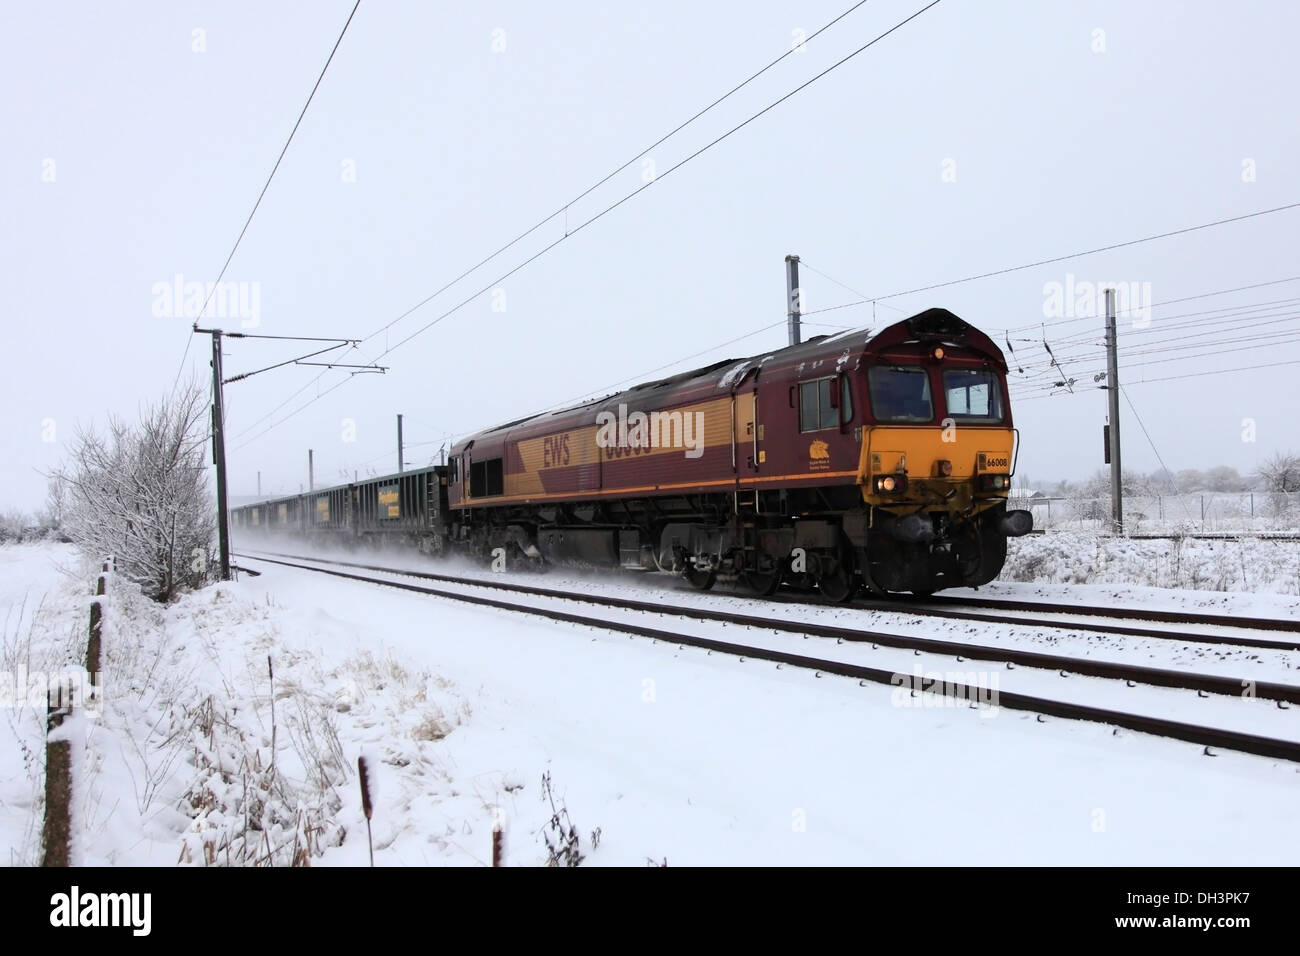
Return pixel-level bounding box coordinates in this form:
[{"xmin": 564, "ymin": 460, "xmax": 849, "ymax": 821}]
[
  {"xmin": 998, "ymin": 531, "xmax": 1300, "ymax": 600},
  {"xmin": 4, "ymin": 539, "xmax": 1300, "ymax": 866}
]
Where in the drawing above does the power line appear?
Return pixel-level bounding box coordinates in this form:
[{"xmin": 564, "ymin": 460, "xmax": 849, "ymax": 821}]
[
  {"xmin": 1041, "ymin": 298, "xmax": 1300, "ymax": 349},
  {"xmin": 798, "ymin": 260, "xmax": 910, "ymax": 321},
  {"xmin": 232, "ymin": 0, "xmax": 948, "ymax": 450},
  {"xmin": 231, "ymin": 0, "xmax": 879, "ymax": 441},
  {"xmin": 363, "ymin": 0, "xmax": 873, "ymax": 347},
  {"xmin": 322, "ymin": 316, "xmax": 794, "ymax": 475},
  {"xmin": 1018, "ymin": 310, "xmax": 1300, "ymax": 372},
  {"xmin": 1013, "ymin": 337, "xmax": 1300, "ymax": 397},
  {"xmin": 1002, "ymin": 279, "xmax": 1300, "ymax": 339},
  {"xmin": 875, "ymin": 202, "xmax": 1300, "ymax": 302},
  {"xmin": 1015, "ymin": 318, "xmax": 1300, "ymax": 378},
  {"xmin": 1122, "ymin": 356, "xmax": 1300, "ymax": 385},
  {"xmin": 168, "ymin": 0, "xmax": 363, "ymax": 393},
  {"xmin": 800, "ymin": 204, "xmax": 1300, "ymax": 317},
  {"xmin": 1000, "ymin": 294, "xmax": 1300, "ymax": 380},
  {"xmin": 1012, "ymin": 357, "xmax": 1300, "ymax": 400},
  {"xmin": 1119, "ymin": 386, "xmax": 1194, "ymax": 511},
  {"xmin": 1108, "ymin": 275, "xmax": 1300, "ymax": 318}
]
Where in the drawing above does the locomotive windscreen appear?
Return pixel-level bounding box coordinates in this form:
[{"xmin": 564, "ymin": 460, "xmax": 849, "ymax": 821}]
[
  {"xmin": 943, "ymin": 368, "xmax": 1004, "ymax": 423},
  {"xmin": 867, "ymin": 366, "xmax": 934, "ymax": 423}
]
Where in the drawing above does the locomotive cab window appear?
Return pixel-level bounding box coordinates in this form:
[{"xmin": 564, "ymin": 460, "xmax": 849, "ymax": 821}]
[
  {"xmin": 799, "ymin": 377, "xmax": 852, "ymax": 432},
  {"xmin": 867, "ymin": 366, "xmax": 933, "ymax": 423},
  {"xmin": 943, "ymin": 369, "xmax": 1004, "ymax": 423}
]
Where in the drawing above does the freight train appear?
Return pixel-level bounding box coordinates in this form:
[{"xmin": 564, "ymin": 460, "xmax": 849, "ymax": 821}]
[{"xmin": 231, "ymin": 307, "xmax": 1032, "ymax": 599}]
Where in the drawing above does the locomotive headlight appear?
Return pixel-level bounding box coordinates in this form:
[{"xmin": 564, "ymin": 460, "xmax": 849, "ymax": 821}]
[
  {"xmin": 933, "ymin": 347, "xmax": 944, "ymax": 360},
  {"xmin": 874, "ymin": 474, "xmax": 907, "ymax": 494},
  {"xmin": 978, "ymin": 474, "xmax": 1010, "ymax": 491}
]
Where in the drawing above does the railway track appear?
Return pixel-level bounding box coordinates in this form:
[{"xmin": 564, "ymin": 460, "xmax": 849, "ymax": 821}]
[
  {"xmin": 235, "ymin": 548, "xmax": 1300, "ymax": 765},
  {"xmin": 834, "ymin": 595, "xmax": 1300, "ymax": 651},
  {"xmin": 909, "ymin": 593, "xmax": 1300, "ymax": 636}
]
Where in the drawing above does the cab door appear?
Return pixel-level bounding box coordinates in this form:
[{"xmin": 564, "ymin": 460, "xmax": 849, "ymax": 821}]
[{"xmin": 732, "ymin": 367, "xmax": 761, "ymax": 476}]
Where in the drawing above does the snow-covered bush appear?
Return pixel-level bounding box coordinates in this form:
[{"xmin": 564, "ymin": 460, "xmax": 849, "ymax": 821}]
[
  {"xmin": 51, "ymin": 382, "xmax": 214, "ymax": 602},
  {"xmin": 1257, "ymin": 453, "xmax": 1300, "ymax": 494},
  {"xmin": 0, "ymin": 511, "xmax": 31, "ymax": 543}
]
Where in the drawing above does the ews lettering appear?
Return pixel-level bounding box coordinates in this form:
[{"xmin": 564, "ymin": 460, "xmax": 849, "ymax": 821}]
[{"xmin": 543, "ymin": 434, "xmax": 571, "ymax": 468}]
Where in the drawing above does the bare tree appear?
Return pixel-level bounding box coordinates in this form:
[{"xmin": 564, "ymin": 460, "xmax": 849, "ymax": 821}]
[
  {"xmin": 1203, "ymin": 465, "xmax": 1245, "ymax": 492},
  {"xmin": 52, "ymin": 381, "xmax": 215, "ymax": 601},
  {"xmin": 37, "ymin": 475, "xmax": 68, "ymax": 537},
  {"xmin": 1257, "ymin": 452, "xmax": 1300, "ymax": 494},
  {"xmin": 1175, "ymin": 468, "xmax": 1206, "ymax": 492}
]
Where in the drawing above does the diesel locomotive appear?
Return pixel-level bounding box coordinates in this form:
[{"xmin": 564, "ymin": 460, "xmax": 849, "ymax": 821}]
[{"xmin": 232, "ymin": 308, "xmax": 1032, "ymax": 599}]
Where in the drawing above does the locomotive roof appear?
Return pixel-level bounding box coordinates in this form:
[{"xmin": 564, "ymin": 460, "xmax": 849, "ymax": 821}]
[{"xmin": 462, "ymin": 307, "xmax": 1002, "ymax": 445}]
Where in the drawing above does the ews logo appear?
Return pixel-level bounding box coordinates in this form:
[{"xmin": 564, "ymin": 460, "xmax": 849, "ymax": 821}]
[{"xmin": 543, "ymin": 434, "xmax": 571, "ymax": 468}]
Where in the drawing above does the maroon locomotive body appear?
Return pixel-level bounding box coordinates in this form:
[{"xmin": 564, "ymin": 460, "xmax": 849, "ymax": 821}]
[{"xmin": 446, "ymin": 308, "xmax": 1029, "ymax": 597}]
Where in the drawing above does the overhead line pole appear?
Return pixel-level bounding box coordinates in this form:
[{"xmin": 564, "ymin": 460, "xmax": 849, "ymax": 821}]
[
  {"xmin": 786, "ymin": 254, "xmax": 802, "ymax": 346},
  {"xmin": 209, "ymin": 330, "xmax": 231, "ymax": 580},
  {"xmin": 194, "ymin": 326, "xmax": 385, "ymax": 582},
  {"xmin": 1104, "ymin": 288, "xmax": 1123, "ymax": 534}
]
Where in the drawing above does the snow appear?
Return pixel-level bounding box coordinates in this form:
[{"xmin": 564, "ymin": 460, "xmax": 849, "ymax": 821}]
[
  {"xmin": 0, "ymin": 542, "xmax": 93, "ymax": 865},
  {"xmin": 818, "ymin": 328, "xmax": 868, "ymax": 344},
  {"xmin": 5, "ymin": 539, "xmax": 1300, "ymax": 866},
  {"xmin": 997, "ymin": 531, "xmax": 1300, "ymax": 604},
  {"xmin": 716, "ymin": 361, "xmax": 753, "ymax": 389}
]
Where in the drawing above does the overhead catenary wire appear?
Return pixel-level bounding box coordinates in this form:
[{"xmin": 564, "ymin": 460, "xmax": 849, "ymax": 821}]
[
  {"xmin": 1035, "ymin": 298, "xmax": 1300, "ymax": 351},
  {"xmin": 229, "ymin": 0, "xmax": 882, "ymax": 442},
  {"xmin": 168, "ymin": 0, "xmax": 363, "ymax": 394},
  {"xmin": 1013, "ymin": 342, "xmax": 1300, "ymax": 398},
  {"xmin": 1001, "ymin": 289, "xmax": 1300, "ymax": 385},
  {"xmin": 798, "ymin": 207, "xmax": 1300, "ymax": 319},
  {"xmin": 232, "ymin": 0, "xmax": 948, "ymax": 451},
  {"xmin": 1000, "ymin": 283, "xmax": 1300, "ymax": 341},
  {"xmin": 1013, "ymin": 311, "xmax": 1300, "ymax": 373},
  {"xmin": 1012, "ymin": 317, "xmax": 1300, "ymax": 378},
  {"xmin": 798, "ymin": 260, "xmax": 911, "ymax": 321},
  {"xmin": 1011, "ymin": 359, "xmax": 1300, "ymax": 400}
]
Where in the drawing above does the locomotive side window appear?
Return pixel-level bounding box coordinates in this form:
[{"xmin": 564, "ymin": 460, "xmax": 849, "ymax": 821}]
[
  {"xmin": 799, "ymin": 377, "xmax": 851, "ymax": 432},
  {"xmin": 867, "ymin": 366, "xmax": 933, "ymax": 423},
  {"xmin": 943, "ymin": 369, "xmax": 1004, "ymax": 423},
  {"xmin": 469, "ymin": 457, "xmax": 504, "ymax": 497}
]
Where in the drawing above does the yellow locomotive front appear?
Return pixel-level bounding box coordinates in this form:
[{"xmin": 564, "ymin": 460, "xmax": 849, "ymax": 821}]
[{"xmin": 851, "ymin": 310, "xmax": 1032, "ymax": 594}]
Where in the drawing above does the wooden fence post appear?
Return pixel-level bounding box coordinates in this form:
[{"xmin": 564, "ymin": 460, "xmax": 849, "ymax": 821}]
[{"xmin": 42, "ymin": 558, "xmax": 111, "ymax": 867}]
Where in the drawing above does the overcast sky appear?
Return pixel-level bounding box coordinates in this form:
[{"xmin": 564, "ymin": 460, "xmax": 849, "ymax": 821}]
[{"xmin": 5, "ymin": 0, "xmax": 1299, "ymax": 509}]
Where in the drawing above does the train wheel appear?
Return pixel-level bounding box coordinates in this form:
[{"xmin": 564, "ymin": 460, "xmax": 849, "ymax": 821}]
[
  {"xmin": 816, "ymin": 548, "xmax": 856, "ymax": 603},
  {"xmin": 857, "ymin": 547, "xmax": 889, "ymax": 598},
  {"xmin": 741, "ymin": 569, "xmax": 781, "ymax": 597},
  {"xmin": 741, "ymin": 553, "xmax": 783, "ymax": 597},
  {"xmin": 684, "ymin": 565, "xmax": 717, "ymax": 590}
]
